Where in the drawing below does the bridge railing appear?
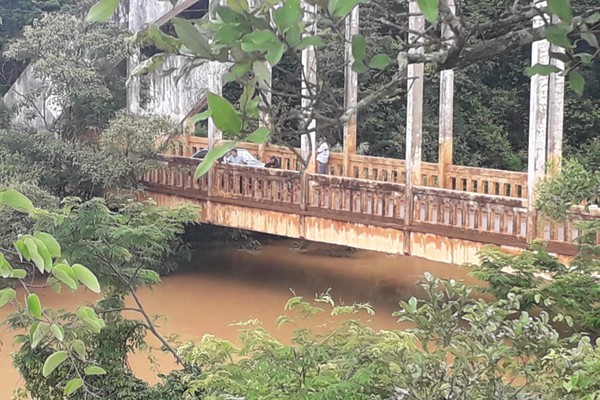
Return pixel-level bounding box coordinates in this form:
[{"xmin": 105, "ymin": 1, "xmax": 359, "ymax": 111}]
[
  {"xmin": 176, "ymin": 136, "xmax": 526, "ymax": 199},
  {"xmin": 143, "ymin": 156, "xmax": 208, "ymax": 197},
  {"xmin": 412, "ymin": 187, "xmax": 529, "ymax": 246},
  {"xmin": 306, "ymin": 174, "xmax": 406, "ymax": 226},
  {"xmin": 141, "ymin": 157, "xmax": 597, "ymax": 254},
  {"xmin": 212, "ymin": 164, "xmax": 302, "ymax": 211}
]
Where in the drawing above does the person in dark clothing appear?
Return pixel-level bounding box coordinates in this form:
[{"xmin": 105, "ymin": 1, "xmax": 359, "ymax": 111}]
[{"xmin": 265, "ymin": 156, "xmax": 281, "ymax": 168}]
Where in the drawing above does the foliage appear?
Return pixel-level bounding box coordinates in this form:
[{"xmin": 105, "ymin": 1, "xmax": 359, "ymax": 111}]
[
  {"xmin": 536, "ymin": 159, "xmax": 600, "ymax": 221},
  {"xmin": 36, "ymin": 197, "xmax": 198, "ymax": 282},
  {"xmin": 0, "ymin": 189, "xmax": 198, "ymax": 398},
  {"xmin": 176, "ymin": 274, "xmax": 600, "ymax": 400},
  {"xmin": 470, "ymin": 241, "xmax": 600, "ymax": 334},
  {"xmin": 87, "ymin": 0, "xmax": 600, "ymax": 176},
  {"xmin": 0, "ymin": 0, "xmax": 78, "ymax": 95},
  {"xmin": 0, "ymin": 112, "xmax": 176, "ymax": 199},
  {"xmin": 4, "ymin": 11, "xmax": 128, "ymax": 135}
]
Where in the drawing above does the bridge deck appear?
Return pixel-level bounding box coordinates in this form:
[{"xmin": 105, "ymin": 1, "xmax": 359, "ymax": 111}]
[{"xmin": 141, "ymin": 152, "xmax": 599, "ymax": 264}]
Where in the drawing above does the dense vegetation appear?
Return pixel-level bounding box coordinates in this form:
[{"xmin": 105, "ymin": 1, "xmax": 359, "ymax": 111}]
[{"xmin": 0, "ymin": 0, "xmax": 598, "ymax": 399}]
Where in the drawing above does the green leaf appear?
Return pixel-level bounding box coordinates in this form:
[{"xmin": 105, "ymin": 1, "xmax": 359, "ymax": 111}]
[
  {"xmin": 547, "ymin": 0, "xmax": 572, "ymax": 23},
  {"xmin": 173, "ymin": 18, "xmax": 212, "ymax": 58},
  {"xmin": 148, "ymin": 25, "xmax": 180, "ymax": 52},
  {"xmin": 11, "ymin": 269, "xmax": 27, "ymax": 279},
  {"xmin": 32, "ymin": 238, "xmax": 52, "ymax": 272},
  {"xmin": 417, "ymin": 0, "xmax": 440, "ymax": 23},
  {"xmin": 76, "ymin": 307, "xmax": 106, "ymax": 334},
  {"xmin": 25, "ymin": 237, "xmax": 45, "ymax": 273},
  {"xmin": 72, "ymin": 339, "xmax": 86, "ymax": 359},
  {"xmin": 86, "ymin": 0, "xmax": 118, "ymax": 22},
  {"xmin": 296, "ymin": 36, "xmax": 326, "ymax": 50},
  {"xmin": 33, "ymin": 232, "xmax": 61, "ymax": 258},
  {"xmin": 207, "ymin": 92, "xmax": 242, "ymax": 134},
  {"xmin": 245, "ymin": 127, "xmax": 270, "ymax": 143},
  {"xmin": 130, "ymin": 54, "xmax": 166, "ymax": 78},
  {"xmin": 0, "ymin": 189, "xmax": 34, "ymax": 214},
  {"xmin": 368, "ymin": 54, "xmax": 392, "ymax": 70},
  {"xmin": 329, "ymin": 0, "xmax": 363, "ymax": 19},
  {"xmin": 581, "ymin": 32, "xmax": 599, "ymax": 48},
  {"xmin": 72, "ymin": 264, "xmax": 101, "ymax": 293},
  {"xmin": 52, "ymin": 264, "xmax": 78, "ymax": 291},
  {"xmin": 84, "ymin": 365, "xmax": 107, "ymax": 376},
  {"xmin": 265, "ymin": 41, "xmax": 286, "ymax": 65},
  {"xmin": 14, "ymin": 238, "xmax": 30, "ymax": 261},
  {"xmin": 0, "ymin": 288, "xmax": 16, "ymax": 308},
  {"xmin": 27, "ymin": 293, "xmax": 42, "ymax": 319},
  {"xmin": 194, "ymin": 142, "xmax": 236, "ymax": 178},
  {"xmin": 64, "ymin": 378, "xmax": 84, "ymax": 396},
  {"xmin": 31, "ymin": 322, "xmax": 50, "ymax": 348},
  {"xmin": 352, "ymin": 60, "xmax": 368, "ymax": 73},
  {"xmin": 273, "ymin": 0, "xmax": 301, "ymax": 33},
  {"xmin": 524, "ymin": 63, "xmax": 561, "ymax": 77},
  {"xmin": 51, "ymin": 324, "xmax": 64, "ymax": 342},
  {"xmin": 42, "ymin": 351, "xmax": 68, "ymax": 377},
  {"xmin": 227, "ymin": 0, "xmax": 249, "ymax": 13},
  {"xmin": 568, "ymin": 70, "xmax": 585, "ymax": 96},
  {"xmin": 545, "ymin": 25, "xmax": 572, "ymax": 49},
  {"xmin": 351, "ymin": 34, "xmax": 366, "ymax": 64},
  {"xmin": 190, "ymin": 109, "xmax": 212, "ymax": 123},
  {"xmin": 585, "ymin": 12, "xmax": 600, "ymax": 24}
]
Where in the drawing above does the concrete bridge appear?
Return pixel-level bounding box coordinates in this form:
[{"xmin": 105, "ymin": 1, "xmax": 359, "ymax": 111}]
[{"xmin": 141, "ymin": 136, "xmax": 599, "ymax": 265}]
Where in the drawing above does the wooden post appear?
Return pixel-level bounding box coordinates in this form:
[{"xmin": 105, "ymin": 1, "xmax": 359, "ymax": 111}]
[
  {"xmin": 342, "ymin": 5, "xmax": 359, "ymax": 177},
  {"xmin": 404, "ymin": 0, "xmax": 425, "ymax": 227},
  {"xmin": 301, "ymin": 1, "xmax": 318, "ymax": 173},
  {"xmin": 438, "ymin": 0, "xmax": 455, "ymax": 188},
  {"xmin": 527, "ymin": 1, "xmax": 550, "ymax": 242}
]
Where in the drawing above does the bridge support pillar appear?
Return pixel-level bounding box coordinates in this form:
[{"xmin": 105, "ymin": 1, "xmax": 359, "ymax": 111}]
[
  {"xmin": 527, "ymin": 4, "xmax": 565, "ymax": 242},
  {"xmin": 437, "ymin": 0, "xmax": 455, "ymax": 189},
  {"xmin": 208, "ymin": 62, "xmax": 224, "ymax": 149},
  {"xmin": 301, "ymin": 1, "xmax": 318, "ymax": 173},
  {"xmin": 258, "ymin": 61, "xmax": 272, "ymax": 161},
  {"xmin": 343, "ymin": 6, "xmax": 359, "ymax": 177},
  {"xmin": 404, "ymin": 0, "xmax": 425, "ymax": 235}
]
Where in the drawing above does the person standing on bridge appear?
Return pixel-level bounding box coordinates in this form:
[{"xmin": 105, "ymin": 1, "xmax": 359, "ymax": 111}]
[
  {"xmin": 225, "ymin": 148, "xmax": 244, "ymax": 164},
  {"xmin": 316, "ymin": 136, "xmax": 329, "ymax": 174}
]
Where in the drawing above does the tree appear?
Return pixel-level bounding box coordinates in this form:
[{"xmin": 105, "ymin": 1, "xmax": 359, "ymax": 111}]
[
  {"xmin": 0, "ymin": 189, "xmax": 198, "ymax": 398},
  {"xmin": 0, "ymin": 113, "xmax": 177, "ymax": 200},
  {"xmin": 4, "ymin": 11, "xmax": 128, "ymax": 135},
  {"xmin": 88, "ymin": 0, "xmax": 600, "ymax": 176}
]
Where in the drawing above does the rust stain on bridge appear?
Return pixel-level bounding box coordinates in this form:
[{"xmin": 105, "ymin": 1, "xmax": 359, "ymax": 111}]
[{"xmin": 140, "ymin": 140, "xmax": 598, "ymax": 265}]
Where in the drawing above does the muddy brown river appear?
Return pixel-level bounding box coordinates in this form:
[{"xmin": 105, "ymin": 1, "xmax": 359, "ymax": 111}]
[{"xmin": 0, "ymin": 242, "xmax": 472, "ymax": 398}]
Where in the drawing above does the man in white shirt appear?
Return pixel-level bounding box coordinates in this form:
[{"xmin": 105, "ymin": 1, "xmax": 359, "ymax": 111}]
[
  {"xmin": 225, "ymin": 149, "xmax": 244, "ymax": 164},
  {"xmin": 316, "ymin": 137, "xmax": 329, "ymax": 174}
]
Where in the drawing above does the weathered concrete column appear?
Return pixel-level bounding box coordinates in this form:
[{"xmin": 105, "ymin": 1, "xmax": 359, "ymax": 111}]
[
  {"xmin": 127, "ymin": 49, "xmax": 141, "ymax": 114},
  {"xmin": 438, "ymin": 0, "xmax": 455, "ymax": 188},
  {"xmin": 301, "ymin": 1, "xmax": 318, "ymax": 173},
  {"xmin": 404, "ymin": 0, "xmax": 425, "ymax": 227},
  {"xmin": 343, "ymin": 6, "xmax": 359, "ymax": 177},
  {"xmin": 258, "ymin": 61, "xmax": 273, "ymax": 160},
  {"xmin": 207, "ymin": 62, "xmax": 224, "ymax": 149},
  {"xmin": 547, "ymin": 38, "xmax": 565, "ymax": 172},
  {"xmin": 527, "ymin": 2, "xmax": 550, "ymax": 242}
]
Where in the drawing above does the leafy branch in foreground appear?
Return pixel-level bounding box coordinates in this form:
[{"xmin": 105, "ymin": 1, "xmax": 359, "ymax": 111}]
[
  {"xmin": 0, "ymin": 190, "xmax": 198, "ymax": 398},
  {"xmin": 177, "ymin": 273, "xmax": 600, "ymax": 400}
]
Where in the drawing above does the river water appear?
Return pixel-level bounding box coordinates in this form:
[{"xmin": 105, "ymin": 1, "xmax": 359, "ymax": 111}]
[{"xmin": 0, "ymin": 242, "xmax": 473, "ymax": 398}]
